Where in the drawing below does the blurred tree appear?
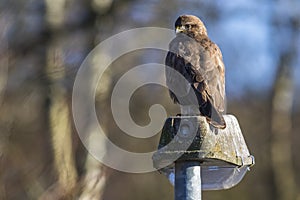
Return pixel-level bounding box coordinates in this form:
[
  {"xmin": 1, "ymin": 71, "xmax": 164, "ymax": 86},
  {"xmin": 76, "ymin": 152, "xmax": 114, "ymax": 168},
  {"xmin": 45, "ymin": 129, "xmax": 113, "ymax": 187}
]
[
  {"xmin": 0, "ymin": 1, "xmax": 50, "ymax": 199},
  {"xmin": 42, "ymin": 0, "xmax": 78, "ymax": 198},
  {"xmin": 41, "ymin": 0, "xmax": 97, "ymax": 198},
  {"xmin": 270, "ymin": 1, "xmax": 300, "ymax": 199}
]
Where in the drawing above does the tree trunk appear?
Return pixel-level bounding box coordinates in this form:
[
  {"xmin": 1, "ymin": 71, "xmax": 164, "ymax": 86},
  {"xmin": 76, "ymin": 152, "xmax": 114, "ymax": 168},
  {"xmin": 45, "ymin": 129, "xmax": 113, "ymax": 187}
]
[
  {"xmin": 270, "ymin": 10, "xmax": 299, "ymax": 199},
  {"xmin": 270, "ymin": 61, "xmax": 297, "ymax": 200}
]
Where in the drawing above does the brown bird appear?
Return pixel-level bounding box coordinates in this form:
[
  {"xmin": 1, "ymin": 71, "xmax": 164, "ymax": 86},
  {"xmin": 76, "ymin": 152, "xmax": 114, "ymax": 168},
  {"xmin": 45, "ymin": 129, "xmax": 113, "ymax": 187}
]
[{"xmin": 165, "ymin": 15, "xmax": 226, "ymax": 129}]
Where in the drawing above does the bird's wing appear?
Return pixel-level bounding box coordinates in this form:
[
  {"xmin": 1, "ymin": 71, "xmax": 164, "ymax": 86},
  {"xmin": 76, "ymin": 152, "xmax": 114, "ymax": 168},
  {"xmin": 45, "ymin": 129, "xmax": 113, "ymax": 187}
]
[
  {"xmin": 165, "ymin": 39, "xmax": 194, "ymax": 102},
  {"xmin": 192, "ymin": 38, "xmax": 226, "ymax": 113},
  {"xmin": 165, "ymin": 35, "xmax": 225, "ymax": 113}
]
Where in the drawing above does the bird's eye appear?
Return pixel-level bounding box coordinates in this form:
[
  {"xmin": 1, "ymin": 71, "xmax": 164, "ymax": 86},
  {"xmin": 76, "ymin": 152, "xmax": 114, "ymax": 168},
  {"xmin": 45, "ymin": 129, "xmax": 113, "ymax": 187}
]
[{"xmin": 185, "ymin": 24, "xmax": 191, "ymax": 29}]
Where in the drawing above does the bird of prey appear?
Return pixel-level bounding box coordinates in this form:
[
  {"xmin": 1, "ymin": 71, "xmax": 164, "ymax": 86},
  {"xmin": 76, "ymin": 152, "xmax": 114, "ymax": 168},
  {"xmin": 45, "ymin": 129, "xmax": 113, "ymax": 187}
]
[{"xmin": 165, "ymin": 15, "xmax": 226, "ymax": 129}]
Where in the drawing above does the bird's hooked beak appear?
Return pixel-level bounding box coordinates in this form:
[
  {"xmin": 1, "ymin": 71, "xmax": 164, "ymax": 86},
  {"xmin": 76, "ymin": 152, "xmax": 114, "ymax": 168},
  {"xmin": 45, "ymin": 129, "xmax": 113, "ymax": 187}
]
[{"xmin": 175, "ymin": 25, "xmax": 186, "ymax": 34}]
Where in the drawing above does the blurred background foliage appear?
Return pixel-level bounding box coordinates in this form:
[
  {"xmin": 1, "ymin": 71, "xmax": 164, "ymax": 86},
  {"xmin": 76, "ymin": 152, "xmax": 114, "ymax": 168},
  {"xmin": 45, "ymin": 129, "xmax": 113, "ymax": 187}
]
[{"xmin": 0, "ymin": 0, "xmax": 300, "ymax": 199}]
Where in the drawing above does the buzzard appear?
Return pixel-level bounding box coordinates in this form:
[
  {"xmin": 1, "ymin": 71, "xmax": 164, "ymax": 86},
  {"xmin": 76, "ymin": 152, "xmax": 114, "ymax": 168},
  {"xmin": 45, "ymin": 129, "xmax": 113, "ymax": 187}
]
[{"xmin": 165, "ymin": 15, "xmax": 226, "ymax": 129}]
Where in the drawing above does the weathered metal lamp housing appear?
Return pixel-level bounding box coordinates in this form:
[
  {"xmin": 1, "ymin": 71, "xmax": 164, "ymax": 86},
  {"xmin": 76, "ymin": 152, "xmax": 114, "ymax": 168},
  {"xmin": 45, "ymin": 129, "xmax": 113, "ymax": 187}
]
[{"xmin": 152, "ymin": 115, "xmax": 254, "ymax": 190}]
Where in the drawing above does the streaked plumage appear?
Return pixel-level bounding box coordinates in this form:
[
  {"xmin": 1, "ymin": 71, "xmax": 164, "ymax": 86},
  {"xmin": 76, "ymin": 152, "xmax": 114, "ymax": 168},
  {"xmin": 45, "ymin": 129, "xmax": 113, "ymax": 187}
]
[{"xmin": 165, "ymin": 15, "xmax": 226, "ymax": 129}]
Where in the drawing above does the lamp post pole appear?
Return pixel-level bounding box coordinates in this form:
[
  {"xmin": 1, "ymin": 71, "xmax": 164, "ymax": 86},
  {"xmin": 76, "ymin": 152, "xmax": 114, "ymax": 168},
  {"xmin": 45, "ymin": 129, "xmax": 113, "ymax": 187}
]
[
  {"xmin": 152, "ymin": 115, "xmax": 254, "ymax": 200},
  {"xmin": 175, "ymin": 161, "xmax": 201, "ymax": 200}
]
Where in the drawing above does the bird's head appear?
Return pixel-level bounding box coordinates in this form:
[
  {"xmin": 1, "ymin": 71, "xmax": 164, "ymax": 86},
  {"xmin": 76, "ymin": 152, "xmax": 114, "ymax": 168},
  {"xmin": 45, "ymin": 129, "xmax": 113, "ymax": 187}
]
[{"xmin": 175, "ymin": 15, "xmax": 207, "ymax": 37}]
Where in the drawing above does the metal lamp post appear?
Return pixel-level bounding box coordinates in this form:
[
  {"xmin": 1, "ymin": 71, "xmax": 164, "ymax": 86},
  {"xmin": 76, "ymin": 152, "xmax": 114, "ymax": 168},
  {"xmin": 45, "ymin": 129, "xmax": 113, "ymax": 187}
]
[{"xmin": 152, "ymin": 115, "xmax": 255, "ymax": 200}]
